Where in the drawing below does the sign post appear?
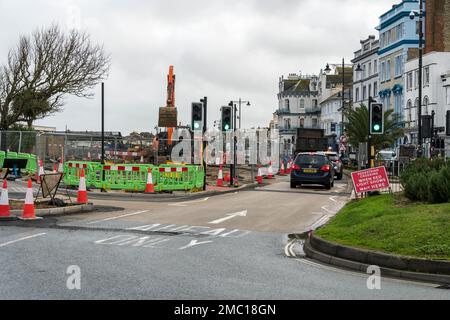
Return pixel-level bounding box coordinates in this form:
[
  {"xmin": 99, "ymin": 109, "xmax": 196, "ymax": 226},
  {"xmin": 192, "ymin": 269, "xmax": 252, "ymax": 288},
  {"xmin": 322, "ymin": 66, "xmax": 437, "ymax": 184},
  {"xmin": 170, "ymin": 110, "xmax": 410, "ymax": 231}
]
[{"xmin": 351, "ymin": 166, "xmax": 390, "ymax": 197}]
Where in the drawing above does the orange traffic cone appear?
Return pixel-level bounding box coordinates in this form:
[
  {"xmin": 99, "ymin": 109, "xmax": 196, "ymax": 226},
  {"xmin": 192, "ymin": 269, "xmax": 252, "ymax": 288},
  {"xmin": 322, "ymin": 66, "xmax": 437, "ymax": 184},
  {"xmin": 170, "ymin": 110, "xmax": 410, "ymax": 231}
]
[
  {"xmin": 216, "ymin": 165, "xmax": 224, "ymax": 187},
  {"xmin": 0, "ymin": 180, "xmax": 11, "ymax": 219},
  {"xmin": 19, "ymin": 179, "xmax": 41, "ymax": 220},
  {"xmin": 267, "ymin": 162, "xmax": 274, "ymax": 179},
  {"xmin": 145, "ymin": 168, "xmax": 155, "ymax": 193},
  {"xmin": 58, "ymin": 159, "xmax": 64, "ymax": 173},
  {"xmin": 256, "ymin": 166, "xmax": 263, "ymax": 185},
  {"xmin": 224, "ymin": 173, "xmax": 231, "ymax": 183},
  {"xmin": 280, "ymin": 162, "xmax": 285, "ymax": 175},
  {"xmin": 36, "ymin": 159, "xmax": 45, "ymax": 183},
  {"xmin": 77, "ymin": 169, "xmax": 88, "ymax": 204}
]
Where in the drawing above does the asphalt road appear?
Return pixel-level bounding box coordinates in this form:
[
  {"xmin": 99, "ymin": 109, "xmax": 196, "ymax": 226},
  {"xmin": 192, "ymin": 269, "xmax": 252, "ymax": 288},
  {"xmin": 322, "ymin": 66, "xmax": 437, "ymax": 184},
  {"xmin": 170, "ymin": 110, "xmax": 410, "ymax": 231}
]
[{"xmin": 1, "ymin": 176, "xmax": 449, "ymax": 299}]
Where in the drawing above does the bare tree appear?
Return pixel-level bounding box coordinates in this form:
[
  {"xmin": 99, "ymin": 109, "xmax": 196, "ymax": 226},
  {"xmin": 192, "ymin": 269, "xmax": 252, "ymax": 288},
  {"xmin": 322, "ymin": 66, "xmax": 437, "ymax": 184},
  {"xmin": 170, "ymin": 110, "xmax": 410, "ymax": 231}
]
[{"xmin": 0, "ymin": 25, "xmax": 110, "ymax": 130}]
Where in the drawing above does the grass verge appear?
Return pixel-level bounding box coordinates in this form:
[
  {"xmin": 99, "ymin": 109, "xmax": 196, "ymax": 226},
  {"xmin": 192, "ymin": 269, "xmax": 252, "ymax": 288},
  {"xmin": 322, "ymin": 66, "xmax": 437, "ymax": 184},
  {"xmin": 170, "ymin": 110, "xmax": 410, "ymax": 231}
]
[{"xmin": 315, "ymin": 194, "xmax": 450, "ymax": 261}]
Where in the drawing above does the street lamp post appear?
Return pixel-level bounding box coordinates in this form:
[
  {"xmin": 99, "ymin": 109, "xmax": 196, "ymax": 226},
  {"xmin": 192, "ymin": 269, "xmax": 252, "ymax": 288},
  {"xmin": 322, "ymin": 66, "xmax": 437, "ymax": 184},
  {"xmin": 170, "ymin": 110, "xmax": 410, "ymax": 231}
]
[
  {"xmin": 229, "ymin": 99, "xmax": 250, "ymax": 186},
  {"xmin": 410, "ymin": 0, "xmax": 424, "ymax": 156},
  {"xmin": 325, "ymin": 59, "xmax": 353, "ymax": 156}
]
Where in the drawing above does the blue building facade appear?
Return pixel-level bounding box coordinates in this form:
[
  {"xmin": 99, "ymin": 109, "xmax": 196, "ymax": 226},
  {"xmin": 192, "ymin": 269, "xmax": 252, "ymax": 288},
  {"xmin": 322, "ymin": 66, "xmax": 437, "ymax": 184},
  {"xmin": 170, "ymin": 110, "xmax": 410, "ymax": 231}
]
[{"xmin": 376, "ymin": 0, "xmax": 425, "ymax": 121}]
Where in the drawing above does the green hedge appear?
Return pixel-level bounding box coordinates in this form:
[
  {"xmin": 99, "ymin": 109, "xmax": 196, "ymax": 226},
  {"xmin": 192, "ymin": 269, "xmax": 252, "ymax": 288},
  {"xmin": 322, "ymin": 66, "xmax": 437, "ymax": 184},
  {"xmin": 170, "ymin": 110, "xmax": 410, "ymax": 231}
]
[{"xmin": 400, "ymin": 158, "xmax": 450, "ymax": 204}]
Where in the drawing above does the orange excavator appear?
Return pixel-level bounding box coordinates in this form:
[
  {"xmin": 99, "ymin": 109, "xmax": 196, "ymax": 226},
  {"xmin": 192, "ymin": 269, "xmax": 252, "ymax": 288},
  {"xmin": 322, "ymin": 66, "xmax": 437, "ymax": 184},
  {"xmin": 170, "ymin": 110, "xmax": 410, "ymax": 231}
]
[{"xmin": 166, "ymin": 65, "xmax": 175, "ymax": 145}]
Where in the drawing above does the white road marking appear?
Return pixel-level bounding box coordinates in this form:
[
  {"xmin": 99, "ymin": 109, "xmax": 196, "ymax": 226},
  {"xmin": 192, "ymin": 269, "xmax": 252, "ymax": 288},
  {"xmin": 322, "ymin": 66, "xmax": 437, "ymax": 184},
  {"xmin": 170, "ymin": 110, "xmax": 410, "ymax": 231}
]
[
  {"xmin": 284, "ymin": 239, "xmax": 295, "ymax": 257},
  {"xmin": 295, "ymin": 258, "xmax": 439, "ymax": 288},
  {"xmin": 329, "ymin": 196, "xmax": 339, "ymax": 203},
  {"xmin": 178, "ymin": 239, "xmax": 213, "ymax": 250},
  {"xmin": 310, "ymin": 215, "xmax": 331, "ymax": 230},
  {"xmin": 168, "ymin": 197, "xmax": 210, "ymax": 207},
  {"xmin": 208, "ymin": 210, "xmax": 248, "ymax": 225},
  {"xmin": 321, "ymin": 206, "xmax": 336, "ymax": 214},
  {"xmin": 87, "ymin": 210, "xmax": 150, "ymax": 225},
  {"xmin": 0, "ymin": 233, "xmax": 47, "ymax": 248}
]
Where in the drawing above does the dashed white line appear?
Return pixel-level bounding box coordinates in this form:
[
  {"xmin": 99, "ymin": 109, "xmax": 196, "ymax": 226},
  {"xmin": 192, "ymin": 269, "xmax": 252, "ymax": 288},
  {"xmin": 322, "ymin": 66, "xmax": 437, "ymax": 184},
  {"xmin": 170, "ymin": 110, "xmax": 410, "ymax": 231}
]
[
  {"xmin": 87, "ymin": 210, "xmax": 150, "ymax": 225},
  {"xmin": 0, "ymin": 233, "xmax": 47, "ymax": 247}
]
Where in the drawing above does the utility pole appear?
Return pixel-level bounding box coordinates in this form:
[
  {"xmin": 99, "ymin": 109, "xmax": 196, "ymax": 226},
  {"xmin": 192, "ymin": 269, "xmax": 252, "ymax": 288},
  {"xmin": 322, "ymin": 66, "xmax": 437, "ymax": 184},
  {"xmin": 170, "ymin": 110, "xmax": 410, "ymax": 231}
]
[
  {"xmin": 101, "ymin": 82, "xmax": 105, "ymax": 165},
  {"xmin": 341, "ymin": 57, "xmax": 345, "ymax": 139},
  {"xmin": 200, "ymin": 97, "xmax": 208, "ymax": 191},
  {"xmin": 417, "ymin": 0, "xmax": 424, "ymax": 157}
]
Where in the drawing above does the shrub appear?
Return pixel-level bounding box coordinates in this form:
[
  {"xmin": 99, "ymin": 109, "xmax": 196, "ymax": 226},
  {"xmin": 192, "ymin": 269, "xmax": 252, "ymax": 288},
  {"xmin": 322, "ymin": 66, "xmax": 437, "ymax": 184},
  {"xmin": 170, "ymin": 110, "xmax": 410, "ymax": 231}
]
[
  {"xmin": 404, "ymin": 172, "xmax": 429, "ymax": 201},
  {"xmin": 428, "ymin": 166, "xmax": 450, "ymax": 204}
]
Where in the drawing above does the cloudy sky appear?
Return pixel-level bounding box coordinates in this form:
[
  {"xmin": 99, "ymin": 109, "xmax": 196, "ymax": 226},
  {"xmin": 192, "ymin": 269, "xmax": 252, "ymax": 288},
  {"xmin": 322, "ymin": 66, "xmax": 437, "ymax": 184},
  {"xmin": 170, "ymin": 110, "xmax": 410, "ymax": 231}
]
[{"xmin": 0, "ymin": 0, "xmax": 396, "ymax": 135}]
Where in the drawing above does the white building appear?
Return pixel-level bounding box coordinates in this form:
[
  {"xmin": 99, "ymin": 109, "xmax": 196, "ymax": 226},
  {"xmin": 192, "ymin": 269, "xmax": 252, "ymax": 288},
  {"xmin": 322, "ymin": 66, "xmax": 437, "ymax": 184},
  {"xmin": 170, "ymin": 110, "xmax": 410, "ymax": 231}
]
[
  {"xmin": 352, "ymin": 35, "xmax": 380, "ymax": 107},
  {"xmin": 318, "ymin": 65, "xmax": 353, "ymax": 152},
  {"xmin": 274, "ymin": 73, "xmax": 320, "ymax": 156},
  {"xmin": 404, "ymin": 51, "xmax": 450, "ymax": 149}
]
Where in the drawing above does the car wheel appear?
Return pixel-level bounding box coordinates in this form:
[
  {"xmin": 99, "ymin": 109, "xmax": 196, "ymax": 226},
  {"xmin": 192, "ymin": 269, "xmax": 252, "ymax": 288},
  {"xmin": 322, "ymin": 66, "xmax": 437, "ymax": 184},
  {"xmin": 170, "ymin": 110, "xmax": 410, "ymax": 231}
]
[
  {"xmin": 325, "ymin": 182, "xmax": 331, "ymax": 190},
  {"xmin": 290, "ymin": 182, "xmax": 297, "ymax": 189}
]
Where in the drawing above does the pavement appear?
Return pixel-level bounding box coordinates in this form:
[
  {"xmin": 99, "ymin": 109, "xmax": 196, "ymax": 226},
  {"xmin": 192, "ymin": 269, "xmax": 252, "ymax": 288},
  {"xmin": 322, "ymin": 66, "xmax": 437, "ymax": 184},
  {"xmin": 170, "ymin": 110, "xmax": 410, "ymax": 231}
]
[{"xmin": 1, "ymin": 175, "xmax": 449, "ymax": 299}]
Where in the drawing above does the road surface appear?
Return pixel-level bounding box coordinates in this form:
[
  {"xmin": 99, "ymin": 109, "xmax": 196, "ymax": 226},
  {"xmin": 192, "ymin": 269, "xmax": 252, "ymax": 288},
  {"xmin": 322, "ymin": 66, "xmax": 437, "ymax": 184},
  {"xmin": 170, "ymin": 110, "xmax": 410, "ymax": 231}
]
[{"xmin": 1, "ymin": 177, "xmax": 449, "ymax": 299}]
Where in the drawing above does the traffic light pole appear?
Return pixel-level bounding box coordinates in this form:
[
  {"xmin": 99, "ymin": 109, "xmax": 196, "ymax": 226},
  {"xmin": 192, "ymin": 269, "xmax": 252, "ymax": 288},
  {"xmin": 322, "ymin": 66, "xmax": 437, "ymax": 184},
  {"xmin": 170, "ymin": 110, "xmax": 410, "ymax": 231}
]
[
  {"xmin": 201, "ymin": 97, "xmax": 208, "ymax": 191},
  {"xmin": 367, "ymin": 96, "xmax": 374, "ymax": 169},
  {"xmin": 233, "ymin": 103, "xmax": 237, "ymax": 187}
]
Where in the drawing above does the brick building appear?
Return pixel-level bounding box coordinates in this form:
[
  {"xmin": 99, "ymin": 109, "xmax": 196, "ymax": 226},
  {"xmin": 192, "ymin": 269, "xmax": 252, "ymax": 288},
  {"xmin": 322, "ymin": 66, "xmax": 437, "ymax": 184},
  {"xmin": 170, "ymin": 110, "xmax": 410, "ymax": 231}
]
[{"xmin": 425, "ymin": 0, "xmax": 450, "ymax": 54}]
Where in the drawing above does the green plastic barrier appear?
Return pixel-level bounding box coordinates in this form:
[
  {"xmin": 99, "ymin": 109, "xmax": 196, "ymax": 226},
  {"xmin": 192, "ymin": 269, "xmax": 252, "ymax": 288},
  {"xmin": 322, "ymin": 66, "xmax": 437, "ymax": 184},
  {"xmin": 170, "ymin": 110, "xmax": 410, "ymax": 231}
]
[
  {"xmin": 63, "ymin": 161, "xmax": 205, "ymax": 192},
  {"xmin": 0, "ymin": 151, "xmax": 37, "ymax": 175}
]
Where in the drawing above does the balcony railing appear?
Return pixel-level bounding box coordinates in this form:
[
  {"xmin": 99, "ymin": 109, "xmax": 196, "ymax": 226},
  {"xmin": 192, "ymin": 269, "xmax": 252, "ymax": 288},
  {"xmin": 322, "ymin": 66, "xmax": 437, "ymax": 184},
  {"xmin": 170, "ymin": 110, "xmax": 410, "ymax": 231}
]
[{"xmin": 279, "ymin": 125, "xmax": 321, "ymax": 131}]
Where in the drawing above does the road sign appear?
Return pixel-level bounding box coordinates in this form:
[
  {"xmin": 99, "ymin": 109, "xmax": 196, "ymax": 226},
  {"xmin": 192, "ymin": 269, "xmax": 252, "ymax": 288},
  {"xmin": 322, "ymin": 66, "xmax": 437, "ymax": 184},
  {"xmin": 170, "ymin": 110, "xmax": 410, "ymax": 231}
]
[{"xmin": 351, "ymin": 166, "xmax": 389, "ymax": 194}]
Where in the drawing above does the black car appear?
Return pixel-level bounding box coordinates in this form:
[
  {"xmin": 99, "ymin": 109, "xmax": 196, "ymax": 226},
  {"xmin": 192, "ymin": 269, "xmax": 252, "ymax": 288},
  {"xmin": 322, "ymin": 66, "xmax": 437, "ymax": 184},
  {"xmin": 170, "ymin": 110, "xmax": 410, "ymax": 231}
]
[{"xmin": 290, "ymin": 153, "xmax": 335, "ymax": 189}]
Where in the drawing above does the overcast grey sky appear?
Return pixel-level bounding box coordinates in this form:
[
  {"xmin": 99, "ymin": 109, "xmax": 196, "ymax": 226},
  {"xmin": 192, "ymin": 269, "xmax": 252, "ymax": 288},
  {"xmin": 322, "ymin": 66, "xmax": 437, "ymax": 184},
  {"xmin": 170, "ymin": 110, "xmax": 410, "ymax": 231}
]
[{"xmin": 0, "ymin": 0, "xmax": 396, "ymax": 134}]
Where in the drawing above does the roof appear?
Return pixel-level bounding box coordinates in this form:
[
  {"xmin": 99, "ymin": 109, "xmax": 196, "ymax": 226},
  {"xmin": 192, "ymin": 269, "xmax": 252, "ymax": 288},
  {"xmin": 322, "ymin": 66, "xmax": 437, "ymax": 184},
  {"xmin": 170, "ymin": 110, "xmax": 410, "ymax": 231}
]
[{"xmin": 280, "ymin": 78, "xmax": 315, "ymax": 95}]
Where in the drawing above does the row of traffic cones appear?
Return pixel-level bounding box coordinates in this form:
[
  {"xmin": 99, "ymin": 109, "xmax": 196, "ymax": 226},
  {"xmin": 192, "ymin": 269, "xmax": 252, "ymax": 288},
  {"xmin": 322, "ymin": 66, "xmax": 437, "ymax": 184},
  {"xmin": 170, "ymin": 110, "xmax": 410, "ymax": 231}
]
[
  {"xmin": 0, "ymin": 179, "xmax": 41, "ymax": 220},
  {"xmin": 0, "ymin": 168, "xmax": 90, "ymax": 221}
]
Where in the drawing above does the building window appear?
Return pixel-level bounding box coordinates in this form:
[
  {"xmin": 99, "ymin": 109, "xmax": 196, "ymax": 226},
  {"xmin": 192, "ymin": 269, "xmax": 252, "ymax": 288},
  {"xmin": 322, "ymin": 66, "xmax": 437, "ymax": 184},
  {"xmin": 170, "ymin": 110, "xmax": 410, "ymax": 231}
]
[
  {"xmin": 423, "ymin": 96, "xmax": 429, "ymax": 115},
  {"xmin": 299, "ymin": 99, "xmax": 305, "ymax": 109},
  {"xmin": 424, "ymin": 67, "xmax": 430, "ymax": 86},
  {"xmin": 386, "ymin": 60, "xmax": 391, "ymax": 81},
  {"xmin": 380, "ymin": 62, "xmax": 385, "ymax": 81},
  {"xmin": 368, "ymin": 62, "xmax": 372, "ymax": 77},
  {"xmin": 362, "ymin": 86, "xmax": 367, "ymax": 101},
  {"xmin": 446, "ymin": 87, "xmax": 450, "ymax": 105},
  {"xmin": 407, "ymin": 100, "xmax": 412, "ymax": 127},
  {"xmin": 368, "ymin": 84, "xmax": 372, "ymax": 98},
  {"xmin": 355, "ymin": 87, "xmax": 360, "ymax": 102},
  {"xmin": 300, "ymin": 118, "xmax": 305, "ymax": 128},
  {"xmin": 313, "ymin": 99, "xmax": 318, "ymax": 108},
  {"xmin": 374, "ymin": 60, "xmax": 378, "ymax": 74},
  {"xmin": 414, "ymin": 70, "xmax": 419, "ymax": 88},
  {"xmin": 312, "ymin": 118, "xmax": 318, "ymax": 128},
  {"xmin": 407, "ymin": 72, "xmax": 413, "ymax": 90},
  {"xmin": 394, "ymin": 94, "xmax": 402, "ymax": 116},
  {"xmin": 285, "ymin": 99, "xmax": 290, "ymax": 111},
  {"xmin": 374, "ymin": 82, "xmax": 378, "ymax": 97},
  {"xmin": 395, "ymin": 55, "xmax": 402, "ymax": 77}
]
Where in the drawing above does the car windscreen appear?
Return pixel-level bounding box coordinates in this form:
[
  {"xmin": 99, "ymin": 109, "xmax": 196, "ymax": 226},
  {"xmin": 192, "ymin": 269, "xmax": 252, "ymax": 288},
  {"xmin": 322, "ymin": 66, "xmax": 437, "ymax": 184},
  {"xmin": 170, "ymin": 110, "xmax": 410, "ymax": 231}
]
[
  {"xmin": 327, "ymin": 155, "xmax": 339, "ymax": 161},
  {"xmin": 295, "ymin": 155, "xmax": 328, "ymax": 166}
]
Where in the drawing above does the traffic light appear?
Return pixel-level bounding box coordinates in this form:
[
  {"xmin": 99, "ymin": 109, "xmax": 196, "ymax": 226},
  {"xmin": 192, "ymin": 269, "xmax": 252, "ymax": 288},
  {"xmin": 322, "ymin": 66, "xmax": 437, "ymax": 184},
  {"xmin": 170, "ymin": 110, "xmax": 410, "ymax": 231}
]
[
  {"xmin": 370, "ymin": 103, "xmax": 384, "ymax": 134},
  {"xmin": 421, "ymin": 115, "xmax": 433, "ymax": 139},
  {"xmin": 221, "ymin": 106, "xmax": 232, "ymax": 131},
  {"xmin": 446, "ymin": 110, "xmax": 450, "ymax": 136},
  {"xmin": 191, "ymin": 103, "xmax": 203, "ymax": 131}
]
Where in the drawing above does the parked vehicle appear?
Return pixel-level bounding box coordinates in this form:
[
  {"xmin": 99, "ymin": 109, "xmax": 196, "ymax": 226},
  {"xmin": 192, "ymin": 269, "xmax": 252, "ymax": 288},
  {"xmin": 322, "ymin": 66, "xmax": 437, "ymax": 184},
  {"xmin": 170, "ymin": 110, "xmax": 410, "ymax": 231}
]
[
  {"xmin": 318, "ymin": 151, "xmax": 343, "ymax": 180},
  {"xmin": 290, "ymin": 152, "xmax": 335, "ymax": 190},
  {"xmin": 376, "ymin": 149, "xmax": 397, "ymax": 161}
]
